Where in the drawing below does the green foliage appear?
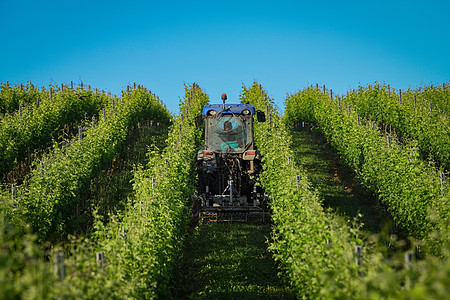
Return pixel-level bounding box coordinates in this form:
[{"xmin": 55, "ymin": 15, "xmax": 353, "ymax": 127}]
[
  {"xmin": 242, "ymin": 83, "xmax": 364, "ymax": 298},
  {"xmin": 0, "ymin": 81, "xmax": 45, "ymax": 116},
  {"xmin": 240, "ymin": 81, "xmax": 278, "ymax": 115},
  {"xmin": 0, "ymin": 210, "xmax": 54, "ymax": 300},
  {"xmin": 248, "ymin": 82, "xmax": 450, "ymax": 299},
  {"xmin": 0, "ymin": 83, "xmax": 111, "ymax": 180},
  {"xmin": 48, "ymin": 83, "xmax": 209, "ymax": 299},
  {"xmin": 1, "ymin": 81, "xmax": 449, "ymax": 299},
  {"xmin": 344, "ymin": 83, "xmax": 450, "ymax": 170},
  {"xmin": 88, "ymin": 123, "xmax": 169, "ymax": 224},
  {"xmin": 13, "ymin": 87, "xmax": 171, "ymax": 243},
  {"xmin": 285, "ymin": 86, "xmax": 449, "ymax": 250}
]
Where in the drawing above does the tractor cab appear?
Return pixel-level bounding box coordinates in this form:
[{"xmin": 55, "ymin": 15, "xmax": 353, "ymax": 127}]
[{"xmin": 195, "ymin": 94, "xmax": 268, "ymax": 221}]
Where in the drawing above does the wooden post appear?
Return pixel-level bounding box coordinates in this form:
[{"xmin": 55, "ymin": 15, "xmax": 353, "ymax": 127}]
[
  {"xmin": 140, "ymin": 200, "xmax": 145, "ymax": 214},
  {"xmin": 296, "ymin": 175, "xmax": 301, "ymax": 188},
  {"xmin": 96, "ymin": 252, "xmax": 105, "ymax": 273},
  {"xmin": 61, "ymin": 83, "xmax": 63, "ymax": 91},
  {"xmin": 404, "ymin": 252, "xmax": 413, "ymax": 290},
  {"xmin": 430, "ymin": 103, "xmax": 433, "ymax": 115},
  {"xmin": 11, "ymin": 183, "xmax": 17, "ymax": 199},
  {"xmin": 326, "ymin": 225, "xmax": 330, "ymax": 244},
  {"xmin": 355, "ymin": 246, "xmax": 363, "ymax": 266},
  {"xmin": 323, "ymin": 84, "xmax": 326, "ymax": 94},
  {"xmin": 19, "ymin": 105, "xmax": 22, "ymax": 118},
  {"xmin": 330, "ymin": 89, "xmax": 333, "ymax": 100},
  {"xmin": 81, "ymin": 81, "xmax": 83, "ymax": 90},
  {"xmin": 414, "ymin": 95, "xmax": 417, "ymax": 108},
  {"xmin": 404, "ymin": 252, "xmax": 413, "ymax": 267},
  {"xmin": 50, "ymin": 88, "xmax": 53, "ymax": 101},
  {"xmin": 348, "ymin": 105, "xmax": 351, "ymax": 117},
  {"xmin": 41, "ymin": 161, "xmax": 45, "ymax": 178},
  {"xmin": 152, "ymin": 178, "xmax": 156, "ymax": 193},
  {"xmin": 79, "ymin": 126, "xmax": 83, "ymax": 145},
  {"xmin": 54, "ymin": 252, "xmax": 65, "ymax": 280},
  {"xmin": 36, "ymin": 97, "xmax": 40, "ymax": 108},
  {"xmin": 399, "ymin": 89, "xmax": 402, "ymax": 105},
  {"xmin": 11, "ymin": 183, "xmax": 17, "ymax": 208},
  {"xmin": 387, "ymin": 135, "xmax": 392, "ymax": 148},
  {"xmin": 71, "ymin": 81, "xmax": 73, "ymax": 90},
  {"xmin": 357, "ymin": 114, "xmax": 360, "ymax": 124}
]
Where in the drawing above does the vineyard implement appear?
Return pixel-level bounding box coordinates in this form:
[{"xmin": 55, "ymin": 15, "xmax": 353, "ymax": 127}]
[{"xmin": 195, "ymin": 94, "xmax": 269, "ymax": 222}]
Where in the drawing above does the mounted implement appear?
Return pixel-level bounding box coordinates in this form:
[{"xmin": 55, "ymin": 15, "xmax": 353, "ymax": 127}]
[{"xmin": 195, "ymin": 94, "xmax": 268, "ymax": 222}]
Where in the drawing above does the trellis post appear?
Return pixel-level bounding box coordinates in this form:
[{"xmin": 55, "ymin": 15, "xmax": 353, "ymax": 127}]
[
  {"xmin": 355, "ymin": 246, "xmax": 363, "ymax": 266},
  {"xmin": 54, "ymin": 252, "xmax": 65, "ymax": 280},
  {"xmin": 79, "ymin": 126, "xmax": 83, "ymax": 145},
  {"xmin": 96, "ymin": 252, "xmax": 105, "ymax": 273}
]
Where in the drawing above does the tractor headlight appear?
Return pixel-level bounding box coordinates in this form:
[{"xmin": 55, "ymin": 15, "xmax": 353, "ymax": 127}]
[
  {"xmin": 208, "ymin": 110, "xmax": 217, "ymax": 116},
  {"xmin": 242, "ymin": 109, "xmax": 251, "ymax": 115}
]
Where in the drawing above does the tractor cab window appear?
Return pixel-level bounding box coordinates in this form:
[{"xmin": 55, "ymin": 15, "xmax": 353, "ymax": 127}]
[{"xmin": 206, "ymin": 114, "xmax": 250, "ymax": 153}]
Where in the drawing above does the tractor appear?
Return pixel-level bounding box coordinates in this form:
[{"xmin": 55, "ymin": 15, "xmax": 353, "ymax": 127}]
[{"xmin": 195, "ymin": 94, "xmax": 268, "ymax": 222}]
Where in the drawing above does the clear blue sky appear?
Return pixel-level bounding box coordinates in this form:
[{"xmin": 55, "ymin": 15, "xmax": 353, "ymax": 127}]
[{"xmin": 1, "ymin": 0, "xmax": 449, "ymax": 113}]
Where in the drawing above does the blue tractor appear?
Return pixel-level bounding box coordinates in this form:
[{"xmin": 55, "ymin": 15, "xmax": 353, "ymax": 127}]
[{"xmin": 195, "ymin": 94, "xmax": 268, "ymax": 221}]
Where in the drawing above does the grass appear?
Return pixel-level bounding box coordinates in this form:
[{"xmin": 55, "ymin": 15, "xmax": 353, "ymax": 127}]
[
  {"xmin": 170, "ymin": 222, "xmax": 294, "ymax": 299},
  {"xmin": 290, "ymin": 127, "xmax": 392, "ymax": 235}
]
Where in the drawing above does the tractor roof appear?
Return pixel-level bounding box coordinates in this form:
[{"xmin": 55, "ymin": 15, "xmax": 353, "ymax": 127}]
[{"xmin": 202, "ymin": 103, "xmax": 256, "ymax": 115}]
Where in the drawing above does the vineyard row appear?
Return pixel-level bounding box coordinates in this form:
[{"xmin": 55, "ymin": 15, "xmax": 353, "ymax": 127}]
[{"xmin": 246, "ymin": 82, "xmax": 450, "ymax": 299}]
